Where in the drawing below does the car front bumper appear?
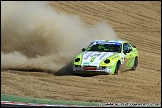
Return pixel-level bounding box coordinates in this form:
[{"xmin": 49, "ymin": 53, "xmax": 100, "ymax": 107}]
[{"xmin": 73, "ymin": 66, "xmax": 112, "ymax": 74}]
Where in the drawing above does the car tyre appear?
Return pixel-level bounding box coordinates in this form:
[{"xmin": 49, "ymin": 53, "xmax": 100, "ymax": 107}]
[
  {"xmin": 114, "ymin": 62, "xmax": 121, "ymax": 75},
  {"xmin": 132, "ymin": 57, "xmax": 138, "ymax": 71}
]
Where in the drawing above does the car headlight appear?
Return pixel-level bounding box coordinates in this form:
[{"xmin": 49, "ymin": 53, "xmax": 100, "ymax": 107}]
[
  {"xmin": 104, "ymin": 59, "xmax": 110, "ymax": 64},
  {"xmin": 74, "ymin": 58, "xmax": 80, "ymax": 62}
]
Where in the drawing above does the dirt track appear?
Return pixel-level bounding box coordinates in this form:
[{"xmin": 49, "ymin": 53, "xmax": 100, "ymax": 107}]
[{"xmin": 1, "ymin": 1, "xmax": 161, "ymax": 103}]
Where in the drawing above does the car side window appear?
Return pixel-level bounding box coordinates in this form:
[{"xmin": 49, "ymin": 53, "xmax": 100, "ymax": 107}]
[
  {"xmin": 123, "ymin": 43, "xmax": 132, "ymax": 52},
  {"xmin": 123, "ymin": 43, "xmax": 128, "ymax": 52},
  {"xmin": 127, "ymin": 43, "xmax": 132, "ymax": 51}
]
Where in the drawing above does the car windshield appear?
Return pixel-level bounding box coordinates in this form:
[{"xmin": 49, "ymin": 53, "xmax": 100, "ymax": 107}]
[{"xmin": 86, "ymin": 44, "xmax": 121, "ymax": 52}]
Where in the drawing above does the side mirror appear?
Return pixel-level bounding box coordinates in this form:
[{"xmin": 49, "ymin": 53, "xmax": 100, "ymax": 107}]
[
  {"xmin": 132, "ymin": 45, "xmax": 136, "ymax": 48},
  {"xmin": 82, "ymin": 48, "xmax": 86, "ymax": 52}
]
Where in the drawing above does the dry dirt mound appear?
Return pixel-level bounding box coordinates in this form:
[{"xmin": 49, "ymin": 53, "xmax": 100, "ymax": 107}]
[{"xmin": 1, "ymin": 1, "xmax": 161, "ymax": 103}]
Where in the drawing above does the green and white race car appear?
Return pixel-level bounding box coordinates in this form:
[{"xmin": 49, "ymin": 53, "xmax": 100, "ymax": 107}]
[{"xmin": 73, "ymin": 40, "xmax": 138, "ymax": 75}]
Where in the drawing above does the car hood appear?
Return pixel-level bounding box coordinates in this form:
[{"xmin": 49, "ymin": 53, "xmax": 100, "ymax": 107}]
[{"xmin": 81, "ymin": 51, "xmax": 117, "ymax": 66}]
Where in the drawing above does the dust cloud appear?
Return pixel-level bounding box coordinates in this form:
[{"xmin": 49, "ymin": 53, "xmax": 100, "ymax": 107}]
[{"xmin": 1, "ymin": 1, "xmax": 117, "ymax": 73}]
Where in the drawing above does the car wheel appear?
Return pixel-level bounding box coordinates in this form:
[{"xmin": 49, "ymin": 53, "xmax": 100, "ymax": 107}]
[
  {"xmin": 114, "ymin": 62, "xmax": 121, "ymax": 74},
  {"xmin": 132, "ymin": 57, "xmax": 138, "ymax": 71}
]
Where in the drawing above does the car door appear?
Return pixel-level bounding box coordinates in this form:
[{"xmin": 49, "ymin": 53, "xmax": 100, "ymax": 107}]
[{"xmin": 123, "ymin": 43, "xmax": 133, "ymax": 70}]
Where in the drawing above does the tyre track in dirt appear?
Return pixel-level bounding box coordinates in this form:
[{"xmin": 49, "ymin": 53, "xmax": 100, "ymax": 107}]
[{"xmin": 1, "ymin": 1, "xmax": 161, "ymax": 103}]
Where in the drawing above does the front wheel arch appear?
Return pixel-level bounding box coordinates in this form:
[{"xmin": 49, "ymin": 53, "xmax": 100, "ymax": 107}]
[{"xmin": 114, "ymin": 60, "xmax": 121, "ymax": 75}]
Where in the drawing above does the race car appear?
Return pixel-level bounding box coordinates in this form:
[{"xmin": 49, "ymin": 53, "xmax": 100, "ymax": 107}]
[{"xmin": 73, "ymin": 40, "xmax": 138, "ymax": 75}]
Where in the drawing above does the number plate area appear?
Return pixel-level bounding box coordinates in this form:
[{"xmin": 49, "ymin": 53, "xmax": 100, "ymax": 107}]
[{"xmin": 84, "ymin": 66, "xmax": 97, "ymax": 70}]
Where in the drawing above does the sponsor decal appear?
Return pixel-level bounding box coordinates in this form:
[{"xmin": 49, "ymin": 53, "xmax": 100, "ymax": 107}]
[
  {"xmin": 83, "ymin": 62, "xmax": 89, "ymax": 65},
  {"xmin": 90, "ymin": 57, "xmax": 96, "ymax": 62},
  {"xmin": 90, "ymin": 53, "xmax": 101, "ymax": 57},
  {"xmin": 99, "ymin": 53, "xmax": 107, "ymax": 60},
  {"xmin": 84, "ymin": 52, "xmax": 93, "ymax": 60}
]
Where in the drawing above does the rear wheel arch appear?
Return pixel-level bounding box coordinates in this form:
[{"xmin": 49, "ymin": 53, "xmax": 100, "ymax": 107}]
[{"xmin": 132, "ymin": 56, "xmax": 138, "ymax": 70}]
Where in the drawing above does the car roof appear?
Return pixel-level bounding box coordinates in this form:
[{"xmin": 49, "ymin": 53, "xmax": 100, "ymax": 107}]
[{"xmin": 93, "ymin": 40, "xmax": 128, "ymax": 44}]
